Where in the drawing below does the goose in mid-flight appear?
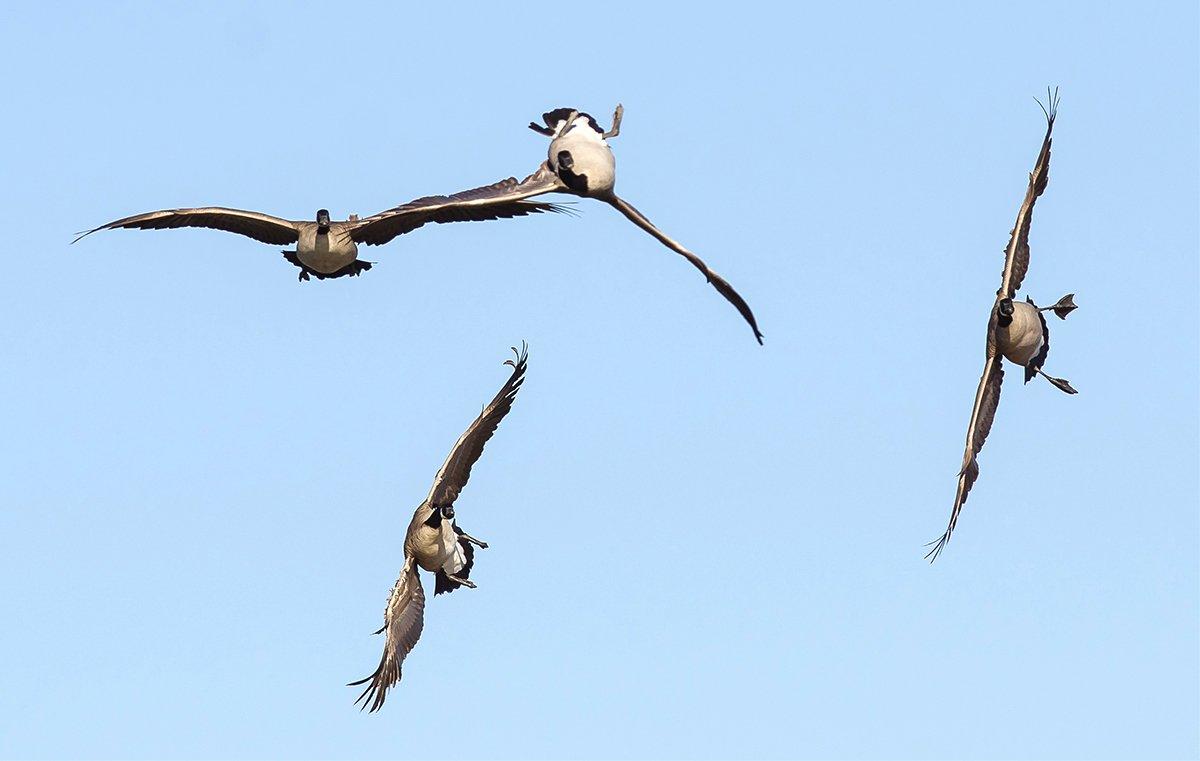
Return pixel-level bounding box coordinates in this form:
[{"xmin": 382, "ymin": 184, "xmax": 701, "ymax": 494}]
[
  {"xmin": 72, "ymin": 180, "xmax": 567, "ymax": 281},
  {"xmin": 927, "ymin": 89, "xmax": 1078, "ymax": 562},
  {"xmin": 365, "ymin": 104, "xmax": 763, "ymax": 343},
  {"xmin": 349, "ymin": 345, "xmax": 528, "ymax": 712}
]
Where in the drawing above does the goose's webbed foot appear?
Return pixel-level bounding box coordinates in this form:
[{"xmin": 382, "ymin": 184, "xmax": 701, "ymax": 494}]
[
  {"xmin": 1038, "ymin": 369, "xmax": 1078, "ymax": 395},
  {"xmin": 458, "ymin": 531, "xmax": 488, "ymax": 550},
  {"xmin": 1039, "ymin": 293, "xmax": 1078, "ymax": 320}
]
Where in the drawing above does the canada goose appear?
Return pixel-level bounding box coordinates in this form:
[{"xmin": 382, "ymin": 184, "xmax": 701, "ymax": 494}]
[
  {"xmin": 366, "ymin": 104, "xmax": 763, "ymax": 343},
  {"xmin": 927, "ymin": 89, "xmax": 1078, "ymax": 562},
  {"xmin": 349, "ymin": 345, "xmax": 527, "ymax": 712},
  {"xmin": 72, "ymin": 180, "xmax": 567, "ymax": 281}
]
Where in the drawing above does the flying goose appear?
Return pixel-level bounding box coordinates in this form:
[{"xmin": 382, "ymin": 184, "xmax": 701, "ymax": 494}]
[
  {"xmin": 349, "ymin": 344, "xmax": 528, "ymax": 712},
  {"xmin": 72, "ymin": 180, "xmax": 567, "ymax": 280},
  {"xmin": 366, "ymin": 104, "xmax": 763, "ymax": 343},
  {"xmin": 927, "ymin": 89, "xmax": 1078, "ymax": 562}
]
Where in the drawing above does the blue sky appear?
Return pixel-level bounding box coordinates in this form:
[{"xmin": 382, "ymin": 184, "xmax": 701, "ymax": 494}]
[{"xmin": 0, "ymin": 2, "xmax": 1196, "ymax": 759}]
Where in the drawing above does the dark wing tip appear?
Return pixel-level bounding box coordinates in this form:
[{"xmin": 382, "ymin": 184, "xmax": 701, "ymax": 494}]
[
  {"xmin": 1035, "ymin": 86, "xmax": 1061, "ymax": 126},
  {"xmin": 713, "ymin": 276, "xmax": 765, "ymax": 345},
  {"xmin": 546, "ymin": 201, "xmax": 581, "ymax": 218},
  {"xmin": 924, "ymin": 530, "xmax": 953, "ymax": 563},
  {"xmin": 503, "ymin": 341, "xmax": 529, "ymax": 374},
  {"xmin": 71, "ymin": 223, "xmax": 111, "ymax": 244},
  {"xmin": 348, "ymin": 663, "xmax": 390, "ymax": 713},
  {"xmin": 499, "ymin": 343, "xmax": 529, "ymax": 405}
]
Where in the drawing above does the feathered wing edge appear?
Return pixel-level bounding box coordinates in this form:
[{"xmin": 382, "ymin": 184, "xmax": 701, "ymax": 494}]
[
  {"xmin": 348, "ymin": 555, "xmax": 426, "ymax": 713},
  {"xmin": 998, "ymin": 87, "xmax": 1059, "ymax": 299},
  {"xmin": 605, "ymin": 195, "xmax": 764, "ymax": 345},
  {"xmin": 71, "ymin": 207, "xmax": 301, "ymax": 246},
  {"xmin": 348, "ymin": 168, "xmax": 570, "ymax": 246},
  {"xmin": 425, "ymin": 343, "xmax": 529, "ymax": 508},
  {"xmin": 927, "ymin": 334, "xmax": 1005, "ymax": 562}
]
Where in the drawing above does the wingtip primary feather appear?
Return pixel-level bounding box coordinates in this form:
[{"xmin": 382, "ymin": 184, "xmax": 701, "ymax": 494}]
[
  {"xmin": 1034, "ymin": 86, "xmax": 1061, "ymax": 126},
  {"xmin": 71, "ymin": 226, "xmax": 103, "ymax": 245},
  {"xmin": 505, "ymin": 341, "xmax": 529, "ymax": 369},
  {"xmin": 348, "ymin": 661, "xmax": 389, "ymax": 712},
  {"xmin": 924, "ymin": 531, "xmax": 952, "ymax": 562},
  {"xmin": 548, "ymin": 201, "xmax": 582, "ymax": 218}
]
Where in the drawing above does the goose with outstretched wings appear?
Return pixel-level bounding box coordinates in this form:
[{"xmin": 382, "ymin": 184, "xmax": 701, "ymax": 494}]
[
  {"xmin": 73, "ymin": 182, "xmax": 566, "ymax": 281},
  {"xmin": 927, "ymin": 89, "xmax": 1079, "ymax": 561},
  {"xmin": 349, "ymin": 345, "xmax": 528, "ymax": 712}
]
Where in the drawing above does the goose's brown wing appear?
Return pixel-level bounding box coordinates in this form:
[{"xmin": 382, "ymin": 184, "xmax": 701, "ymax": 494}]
[
  {"xmin": 927, "ymin": 316, "xmax": 1005, "ymax": 561},
  {"xmin": 348, "ymin": 555, "xmax": 425, "ymax": 713},
  {"xmin": 998, "ymin": 89, "xmax": 1058, "ymax": 299},
  {"xmin": 348, "ymin": 166, "xmax": 569, "ymax": 246},
  {"xmin": 73, "ymin": 207, "xmax": 299, "ymax": 245},
  {"xmin": 606, "ymin": 195, "xmax": 764, "ymax": 344},
  {"xmin": 426, "ymin": 345, "xmax": 528, "ymax": 508}
]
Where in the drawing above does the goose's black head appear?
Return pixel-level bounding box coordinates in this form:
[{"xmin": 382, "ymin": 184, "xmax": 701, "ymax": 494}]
[
  {"xmin": 316, "ymin": 209, "xmax": 331, "ymax": 234},
  {"xmin": 424, "ymin": 504, "xmax": 455, "ymax": 528},
  {"xmin": 529, "ymin": 107, "xmax": 602, "ymax": 137},
  {"xmin": 997, "ymin": 297, "xmax": 1015, "ymax": 326}
]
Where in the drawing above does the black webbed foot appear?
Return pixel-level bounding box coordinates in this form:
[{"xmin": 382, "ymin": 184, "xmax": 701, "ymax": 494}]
[
  {"xmin": 344, "ymin": 260, "xmax": 373, "ymax": 278},
  {"xmin": 1038, "ymin": 369, "xmax": 1078, "ymax": 394},
  {"xmin": 1041, "ymin": 293, "xmax": 1078, "ymax": 320}
]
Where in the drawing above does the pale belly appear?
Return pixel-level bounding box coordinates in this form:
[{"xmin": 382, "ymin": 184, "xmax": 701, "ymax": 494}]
[
  {"xmin": 297, "ymin": 228, "xmax": 359, "ymax": 274},
  {"xmin": 550, "ymin": 134, "xmax": 616, "ymax": 196},
  {"xmin": 408, "ymin": 523, "xmax": 459, "ymax": 573},
  {"xmin": 997, "ymin": 301, "xmax": 1044, "ymax": 366}
]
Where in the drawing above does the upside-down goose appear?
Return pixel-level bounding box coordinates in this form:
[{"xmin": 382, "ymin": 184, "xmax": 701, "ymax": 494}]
[
  {"xmin": 349, "ymin": 345, "xmax": 528, "ymax": 712},
  {"xmin": 927, "ymin": 89, "xmax": 1079, "ymax": 561},
  {"xmin": 73, "ymin": 182, "xmax": 566, "ymax": 280},
  {"xmin": 366, "ymin": 104, "xmax": 763, "ymax": 343}
]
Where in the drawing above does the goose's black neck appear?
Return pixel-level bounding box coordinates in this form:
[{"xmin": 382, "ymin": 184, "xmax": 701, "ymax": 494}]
[{"xmin": 997, "ymin": 298, "xmax": 1015, "ymax": 328}]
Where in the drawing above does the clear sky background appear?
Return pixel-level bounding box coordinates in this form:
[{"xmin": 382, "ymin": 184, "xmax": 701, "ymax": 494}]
[{"xmin": 0, "ymin": 2, "xmax": 1196, "ymax": 759}]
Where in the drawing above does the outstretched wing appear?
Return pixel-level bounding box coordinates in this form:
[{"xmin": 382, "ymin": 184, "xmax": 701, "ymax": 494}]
[
  {"xmin": 348, "ymin": 167, "xmax": 570, "ymax": 246},
  {"xmin": 998, "ymin": 88, "xmax": 1059, "ymax": 299},
  {"xmin": 73, "ymin": 207, "xmax": 299, "ymax": 245},
  {"xmin": 606, "ymin": 195, "xmax": 764, "ymax": 345},
  {"xmin": 927, "ymin": 318, "xmax": 1006, "ymax": 561},
  {"xmin": 348, "ymin": 555, "xmax": 426, "ymax": 713},
  {"xmin": 426, "ymin": 344, "xmax": 528, "ymax": 508}
]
